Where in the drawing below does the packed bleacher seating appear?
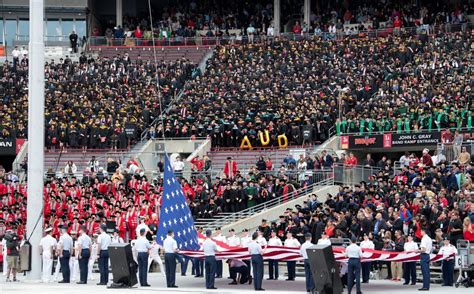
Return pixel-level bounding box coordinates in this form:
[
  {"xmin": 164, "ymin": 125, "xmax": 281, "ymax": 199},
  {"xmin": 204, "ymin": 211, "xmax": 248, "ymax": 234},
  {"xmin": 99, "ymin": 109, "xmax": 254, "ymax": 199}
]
[
  {"xmin": 0, "ymin": 54, "xmax": 196, "ymax": 149},
  {"xmin": 143, "ymin": 30, "xmax": 472, "ymax": 147}
]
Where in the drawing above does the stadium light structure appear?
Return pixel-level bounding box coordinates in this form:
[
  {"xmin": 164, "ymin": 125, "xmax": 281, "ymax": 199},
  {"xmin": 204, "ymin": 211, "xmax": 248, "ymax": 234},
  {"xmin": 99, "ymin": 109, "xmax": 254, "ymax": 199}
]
[{"xmin": 26, "ymin": 0, "xmax": 45, "ymax": 280}]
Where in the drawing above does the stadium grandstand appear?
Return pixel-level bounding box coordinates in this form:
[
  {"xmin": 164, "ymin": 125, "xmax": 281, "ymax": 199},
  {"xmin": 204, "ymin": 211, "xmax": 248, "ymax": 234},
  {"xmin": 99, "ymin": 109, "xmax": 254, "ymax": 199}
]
[{"xmin": 0, "ymin": 0, "xmax": 473, "ymax": 293}]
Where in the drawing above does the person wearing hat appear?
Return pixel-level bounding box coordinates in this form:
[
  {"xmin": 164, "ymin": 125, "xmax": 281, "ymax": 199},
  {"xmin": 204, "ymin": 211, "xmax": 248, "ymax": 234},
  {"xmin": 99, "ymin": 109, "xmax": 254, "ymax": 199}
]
[
  {"xmin": 202, "ymin": 229, "xmax": 219, "ymax": 289},
  {"xmin": 58, "ymin": 226, "xmax": 73, "ymax": 283},
  {"xmin": 39, "ymin": 227, "xmax": 57, "ymax": 283},
  {"xmin": 163, "ymin": 230, "xmax": 179, "ymax": 288},
  {"xmin": 240, "ymin": 228, "xmax": 252, "ymax": 274},
  {"xmin": 136, "ymin": 228, "xmax": 152, "ymax": 287},
  {"xmin": 248, "ymin": 232, "xmax": 265, "ymax": 291},
  {"xmin": 213, "ymin": 227, "xmax": 226, "ymax": 278},
  {"xmin": 360, "ymin": 234, "xmax": 374, "ymax": 284},
  {"xmin": 300, "ymin": 232, "xmax": 315, "ymax": 293},
  {"xmin": 417, "ymin": 228, "xmax": 432, "ymax": 291},
  {"xmin": 76, "ymin": 225, "xmax": 92, "ymax": 284},
  {"xmin": 403, "ymin": 235, "xmax": 419, "ymax": 285},
  {"xmin": 88, "ymin": 233, "xmax": 99, "ymax": 282},
  {"xmin": 438, "ymin": 236, "xmax": 458, "ymax": 287},
  {"xmin": 96, "ymin": 223, "xmax": 112, "ymax": 285},
  {"xmin": 267, "ymin": 230, "xmax": 282, "ymax": 280},
  {"xmin": 284, "ymin": 231, "xmax": 300, "ymax": 281},
  {"xmin": 345, "ymin": 236, "xmax": 363, "ymax": 294}
]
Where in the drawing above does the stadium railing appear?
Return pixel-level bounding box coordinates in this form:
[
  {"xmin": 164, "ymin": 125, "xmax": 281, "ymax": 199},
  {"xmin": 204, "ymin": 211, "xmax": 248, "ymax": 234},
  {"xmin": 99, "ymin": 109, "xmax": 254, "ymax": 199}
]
[
  {"xmin": 87, "ymin": 23, "xmax": 471, "ymax": 48},
  {"xmin": 333, "ymin": 163, "xmax": 383, "ymax": 186},
  {"xmin": 195, "ymin": 175, "xmax": 335, "ymax": 230}
]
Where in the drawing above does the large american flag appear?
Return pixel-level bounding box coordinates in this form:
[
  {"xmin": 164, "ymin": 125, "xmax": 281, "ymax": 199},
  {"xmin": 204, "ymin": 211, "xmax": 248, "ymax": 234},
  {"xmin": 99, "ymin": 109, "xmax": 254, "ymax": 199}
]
[
  {"xmin": 156, "ymin": 155, "xmax": 200, "ymax": 250},
  {"xmin": 181, "ymin": 234, "xmax": 455, "ymax": 263}
]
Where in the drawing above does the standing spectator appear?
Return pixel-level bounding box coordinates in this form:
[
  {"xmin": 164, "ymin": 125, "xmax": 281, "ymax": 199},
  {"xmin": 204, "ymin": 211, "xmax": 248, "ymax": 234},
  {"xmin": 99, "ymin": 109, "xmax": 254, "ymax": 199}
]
[
  {"xmin": 172, "ymin": 156, "xmax": 185, "ymax": 177},
  {"xmin": 11, "ymin": 46, "xmax": 20, "ymax": 69},
  {"xmin": 5, "ymin": 230, "xmax": 19, "ymax": 282},
  {"xmin": 224, "ymin": 157, "xmax": 238, "ymax": 180},
  {"xmin": 420, "ymin": 149, "xmax": 433, "ymax": 167},
  {"xmin": 69, "ymin": 31, "xmax": 78, "ymax": 53},
  {"xmin": 453, "ymin": 131, "xmax": 463, "ymax": 159}
]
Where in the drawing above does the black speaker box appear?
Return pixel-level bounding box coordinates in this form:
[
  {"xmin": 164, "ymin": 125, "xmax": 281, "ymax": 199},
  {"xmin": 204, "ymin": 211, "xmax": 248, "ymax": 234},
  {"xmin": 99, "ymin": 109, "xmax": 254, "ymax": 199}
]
[
  {"xmin": 106, "ymin": 221, "xmax": 116, "ymax": 234},
  {"xmin": 306, "ymin": 244, "xmax": 343, "ymax": 294},
  {"xmin": 108, "ymin": 243, "xmax": 138, "ymax": 287}
]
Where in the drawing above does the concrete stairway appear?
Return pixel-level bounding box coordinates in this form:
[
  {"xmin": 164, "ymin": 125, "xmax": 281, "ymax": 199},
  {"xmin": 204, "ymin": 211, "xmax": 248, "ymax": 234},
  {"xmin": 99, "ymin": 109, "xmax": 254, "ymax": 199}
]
[
  {"xmin": 88, "ymin": 46, "xmax": 214, "ymax": 64},
  {"xmin": 207, "ymin": 145, "xmax": 325, "ymax": 172}
]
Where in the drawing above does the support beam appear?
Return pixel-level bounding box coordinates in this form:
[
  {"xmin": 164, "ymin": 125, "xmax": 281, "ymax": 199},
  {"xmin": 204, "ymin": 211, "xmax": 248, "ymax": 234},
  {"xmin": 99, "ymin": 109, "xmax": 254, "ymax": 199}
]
[
  {"xmin": 26, "ymin": 0, "xmax": 45, "ymax": 281},
  {"xmin": 116, "ymin": 0, "xmax": 123, "ymax": 27},
  {"xmin": 304, "ymin": 0, "xmax": 311, "ymax": 27},
  {"xmin": 273, "ymin": 0, "xmax": 281, "ymax": 35}
]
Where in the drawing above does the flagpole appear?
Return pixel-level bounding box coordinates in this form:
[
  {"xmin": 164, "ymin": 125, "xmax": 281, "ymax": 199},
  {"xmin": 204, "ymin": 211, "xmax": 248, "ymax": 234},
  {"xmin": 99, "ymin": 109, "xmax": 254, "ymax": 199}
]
[{"xmin": 26, "ymin": 0, "xmax": 45, "ymax": 280}]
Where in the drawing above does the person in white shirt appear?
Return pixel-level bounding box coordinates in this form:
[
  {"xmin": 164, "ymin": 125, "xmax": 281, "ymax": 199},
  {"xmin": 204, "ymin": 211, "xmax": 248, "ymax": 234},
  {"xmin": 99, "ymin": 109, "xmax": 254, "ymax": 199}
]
[
  {"xmin": 399, "ymin": 152, "xmax": 411, "ymax": 167},
  {"xmin": 96, "ymin": 224, "xmax": 112, "ymax": 285},
  {"xmin": 88, "ymin": 234, "xmax": 99, "ymax": 281},
  {"xmin": 267, "ymin": 230, "xmax": 282, "ymax": 280},
  {"xmin": 284, "ymin": 232, "xmax": 300, "ymax": 281},
  {"xmin": 256, "ymin": 230, "xmax": 267, "ymax": 247},
  {"xmin": 359, "ymin": 234, "xmax": 374, "ymax": 283},
  {"xmin": 202, "ymin": 230, "xmax": 219, "ymax": 289},
  {"xmin": 317, "ymin": 232, "xmax": 332, "ymax": 246},
  {"xmin": 11, "ymin": 46, "xmax": 20, "ymax": 67},
  {"xmin": 403, "ymin": 235, "xmax": 418, "ymax": 285},
  {"xmin": 20, "ymin": 46, "xmax": 28, "ymax": 57},
  {"xmin": 267, "ymin": 24, "xmax": 274, "ymax": 37},
  {"xmin": 240, "ymin": 229, "xmax": 252, "ymax": 275},
  {"xmin": 39, "ymin": 227, "xmax": 57, "ymax": 283},
  {"xmin": 135, "ymin": 216, "xmax": 150, "ymax": 237},
  {"xmin": 135, "ymin": 228, "xmax": 151, "ymax": 287},
  {"xmin": 111, "ymin": 229, "xmax": 124, "ymax": 243},
  {"xmin": 300, "ymin": 233, "xmax": 315, "ymax": 293},
  {"xmin": 76, "ymin": 226, "xmax": 92, "ymax": 284},
  {"xmin": 438, "ymin": 237, "xmax": 457, "ymax": 287},
  {"xmin": 418, "ymin": 229, "xmax": 432, "ymax": 290},
  {"xmin": 69, "ymin": 231, "xmax": 80, "ymax": 282},
  {"xmin": 147, "ymin": 239, "xmax": 165, "ymax": 277},
  {"xmin": 213, "ymin": 228, "xmax": 226, "ymax": 278},
  {"xmin": 172, "ymin": 156, "xmax": 185, "ymax": 177},
  {"xmin": 227, "ymin": 229, "xmax": 240, "ymax": 247},
  {"xmin": 248, "ymin": 232, "xmax": 264, "ymax": 291},
  {"xmin": 2, "ymin": 237, "xmax": 7, "ymax": 275},
  {"xmin": 163, "ymin": 230, "xmax": 179, "ymax": 288},
  {"xmin": 345, "ymin": 237, "xmax": 363, "ymax": 294}
]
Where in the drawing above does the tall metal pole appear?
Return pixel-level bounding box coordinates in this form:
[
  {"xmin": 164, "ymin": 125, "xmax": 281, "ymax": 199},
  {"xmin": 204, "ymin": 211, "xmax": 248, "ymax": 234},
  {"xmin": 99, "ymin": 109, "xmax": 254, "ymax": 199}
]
[
  {"xmin": 26, "ymin": 0, "xmax": 44, "ymax": 280},
  {"xmin": 273, "ymin": 0, "xmax": 281, "ymax": 36}
]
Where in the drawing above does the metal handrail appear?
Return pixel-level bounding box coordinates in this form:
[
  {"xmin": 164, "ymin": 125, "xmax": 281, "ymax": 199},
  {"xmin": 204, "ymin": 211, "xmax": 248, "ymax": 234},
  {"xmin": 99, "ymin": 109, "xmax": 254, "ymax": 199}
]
[
  {"xmin": 87, "ymin": 23, "xmax": 471, "ymax": 48},
  {"xmin": 337, "ymin": 126, "xmax": 473, "ymax": 137},
  {"xmin": 198, "ymin": 175, "xmax": 335, "ymax": 229}
]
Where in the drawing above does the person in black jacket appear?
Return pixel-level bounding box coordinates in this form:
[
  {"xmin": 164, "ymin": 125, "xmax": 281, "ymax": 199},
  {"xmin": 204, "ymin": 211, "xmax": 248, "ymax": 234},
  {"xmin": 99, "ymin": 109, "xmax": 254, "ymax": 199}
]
[{"xmin": 256, "ymin": 156, "xmax": 266, "ymax": 171}]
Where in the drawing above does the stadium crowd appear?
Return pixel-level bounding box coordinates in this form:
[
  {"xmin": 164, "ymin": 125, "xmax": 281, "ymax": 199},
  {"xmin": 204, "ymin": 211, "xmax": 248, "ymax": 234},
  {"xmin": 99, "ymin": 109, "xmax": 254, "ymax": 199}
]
[
  {"xmin": 0, "ymin": 54, "xmax": 196, "ymax": 149},
  {"xmin": 142, "ymin": 30, "xmax": 472, "ymax": 147},
  {"xmin": 97, "ymin": 1, "xmax": 471, "ymax": 40}
]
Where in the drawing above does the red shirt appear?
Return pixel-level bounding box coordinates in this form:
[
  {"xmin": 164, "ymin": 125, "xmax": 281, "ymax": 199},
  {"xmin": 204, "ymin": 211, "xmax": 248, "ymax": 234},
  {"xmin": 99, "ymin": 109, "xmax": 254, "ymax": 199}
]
[{"xmin": 464, "ymin": 224, "xmax": 474, "ymax": 241}]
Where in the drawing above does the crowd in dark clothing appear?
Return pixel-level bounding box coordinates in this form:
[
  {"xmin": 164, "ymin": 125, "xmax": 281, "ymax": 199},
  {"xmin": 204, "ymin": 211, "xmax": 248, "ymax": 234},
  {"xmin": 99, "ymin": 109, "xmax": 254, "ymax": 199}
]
[
  {"xmin": 0, "ymin": 55, "xmax": 196, "ymax": 149},
  {"xmin": 144, "ymin": 30, "xmax": 472, "ymax": 147}
]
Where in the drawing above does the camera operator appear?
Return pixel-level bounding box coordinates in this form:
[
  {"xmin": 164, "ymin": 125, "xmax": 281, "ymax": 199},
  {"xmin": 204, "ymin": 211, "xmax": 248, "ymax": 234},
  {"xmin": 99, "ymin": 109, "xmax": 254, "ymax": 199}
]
[{"xmin": 4, "ymin": 230, "xmax": 20, "ymax": 282}]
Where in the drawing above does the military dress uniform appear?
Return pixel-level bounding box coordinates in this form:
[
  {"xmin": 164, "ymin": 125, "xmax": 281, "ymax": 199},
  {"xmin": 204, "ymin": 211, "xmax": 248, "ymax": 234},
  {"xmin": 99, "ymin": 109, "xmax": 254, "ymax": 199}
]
[{"xmin": 438, "ymin": 240, "xmax": 458, "ymax": 286}]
